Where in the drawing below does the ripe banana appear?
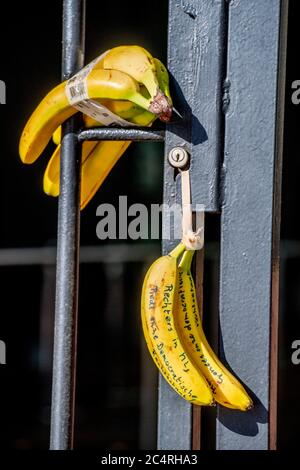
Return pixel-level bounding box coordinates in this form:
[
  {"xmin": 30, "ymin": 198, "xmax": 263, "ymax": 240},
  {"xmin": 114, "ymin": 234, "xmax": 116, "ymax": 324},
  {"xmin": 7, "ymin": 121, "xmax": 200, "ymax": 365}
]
[
  {"xmin": 52, "ymin": 126, "xmax": 61, "ymax": 146},
  {"xmin": 22, "ymin": 48, "xmax": 172, "ymax": 209},
  {"xmin": 175, "ymin": 249, "xmax": 253, "ymax": 411},
  {"xmin": 141, "ymin": 243, "xmax": 214, "ymax": 406},
  {"xmin": 96, "ymin": 46, "xmax": 172, "ymax": 121},
  {"xmin": 45, "ymin": 55, "xmax": 162, "ymax": 207},
  {"xmin": 44, "ymin": 107, "xmax": 156, "ymax": 208},
  {"xmin": 19, "ymin": 68, "xmax": 155, "ymax": 164},
  {"xmin": 51, "ymin": 100, "xmax": 148, "ymax": 146},
  {"xmin": 153, "ymin": 58, "xmax": 172, "ymax": 103},
  {"xmin": 44, "ymin": 139, "xmax": 98, "ymax": 198}
]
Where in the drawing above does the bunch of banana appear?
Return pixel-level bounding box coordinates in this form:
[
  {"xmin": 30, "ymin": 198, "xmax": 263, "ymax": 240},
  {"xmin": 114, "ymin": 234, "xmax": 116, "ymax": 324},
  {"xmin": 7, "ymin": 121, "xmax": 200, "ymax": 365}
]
[
  {"xmin": 141, "ymin": 242, "xmax": 214, "ymax": 406},
  {"xmin": 19, "ymin": 46, "xmax": 172, "ymax": 209},
  {"xmin": 141, "ymin": 245, "xmax": 253, "ymax": 410}
]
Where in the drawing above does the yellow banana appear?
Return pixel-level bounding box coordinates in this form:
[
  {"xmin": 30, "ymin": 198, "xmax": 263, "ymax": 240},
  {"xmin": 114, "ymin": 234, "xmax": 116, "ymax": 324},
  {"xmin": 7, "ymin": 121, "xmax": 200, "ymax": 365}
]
[
  {"xmin": 42, "ymin": 52, "xmax": 171, "ymax": 209},
  {"xmin": 175, "ymin": 250, "xmax": 253, "ymax": 411},
  {"xmin": 141, "ymin": 243, "xmax": 214, "ymax": 406},
  {"xmin": 97, "ymin": 46, "xmax": 172, "ymax": 121},
  {"xmin": 19, "ymin": 68, "xmax": 154, "ymax": 164},
  {"xmin": 47, "ymin": 115, "xmax": 98, "ymax": 196},
  {"xmin": 44, "ymin": 140, "xmax": 98, "ymax": 198},
  {"xmin": 79, "ymin": 108, "xmax": 157, "ymax": 209},
  {"xmin": 44, "ymin": 108, "xmax": 156, "ymax": 207},
  {"xmin": 51, "ymin": 100, "xmax": 147, "ymax": 145},
  {"xmin": 52, "ymin": 126, "xmax": 61, "ymax": 146},
  {"xmin": 45, "ymin": 59, "xmax": 161, "ymax": 207},
  {"xmin": 51, "ymin": 102, "xmax": 142, "ymax": 145},
  {"xmin": 80, "ymin": 140, "xmax": 131, "ymax": 209},
  {"xmin": 153, "ymin": 58, "xmax": 172, "ymax": 103}
]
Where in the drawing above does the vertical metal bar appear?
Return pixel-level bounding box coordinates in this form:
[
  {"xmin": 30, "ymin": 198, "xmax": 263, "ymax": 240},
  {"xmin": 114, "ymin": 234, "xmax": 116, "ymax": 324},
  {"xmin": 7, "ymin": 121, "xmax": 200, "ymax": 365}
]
[
  {"xmin": 158, "ymin": 0, "xmax": 226, "ymax": 450},
  {"xmin": 269, "ymin": 0, "xmax": 288, "ymax": 448},
  {"xmin": 216, "ymin": 0, "xmax": 288, "ymax": 450},
  {"xmin": 167, "ymin": 0, "xmax": 226, "ymax": 214},
  {"xmin": 50, "ymin": 0, "xmax": 85, "ymax": 450}
]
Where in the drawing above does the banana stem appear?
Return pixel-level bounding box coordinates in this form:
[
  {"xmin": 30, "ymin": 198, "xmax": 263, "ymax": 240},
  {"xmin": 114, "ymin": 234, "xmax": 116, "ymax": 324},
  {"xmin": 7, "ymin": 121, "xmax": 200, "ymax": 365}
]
[
  {"xmin": 169, "ymin": 242, "xmax": 186, "ymax": 260},
  {"xmin": 143, "ymin": 68, "xmax": 159, "ymax": 98},
  {"xmin": 131, "ymin": 93, "xmax": 153, "ymax": 112},
  {"xmin": 179, "ymin": 249, "xmax": 195, "ymax": 271}
]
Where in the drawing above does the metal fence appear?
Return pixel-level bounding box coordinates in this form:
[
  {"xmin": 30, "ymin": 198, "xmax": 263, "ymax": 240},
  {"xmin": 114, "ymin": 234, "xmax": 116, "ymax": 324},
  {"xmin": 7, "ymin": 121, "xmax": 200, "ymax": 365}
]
[{"xmin": 47, "ymin": 0, "xmax": 288, "ymax": 450}]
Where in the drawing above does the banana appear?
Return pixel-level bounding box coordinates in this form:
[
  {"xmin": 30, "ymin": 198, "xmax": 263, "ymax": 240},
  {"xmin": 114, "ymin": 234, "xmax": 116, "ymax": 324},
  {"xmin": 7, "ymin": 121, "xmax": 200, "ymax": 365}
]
[
  {"xmin": 28, "ymin": 50, "xmax": 172, "ymax": 209},
  {"xmin": 80, "ymin": 140, "xmax": 131, "ymax": 209},
  {"xmin": 45, "ymin": 62, "xmax": 160, "ymax": 206},
  {"xmin": 44, "ymin": 140, "xmax": 98, "ymax": 198},
  {"xmin": 141, "ymin": 243, "xmax": 214, "ymax": 406},
  {"xmin": 175, "ymin": 250, "xmax": 253, "ymax": 411},
  {"xmin": 52, "ymin": 126, "xmax": 61, "ymax": 146},
  {"xmin": 51, "ymin": 100, "xmax": 146, "ymax": 146},
  {"xmin": 96, "ymin": 46, "xmax": 172, "ymax": 121},
  {"xmin": 153, "ymin": 58, "xmax": 172, "ymax": 103},
  {"xmin": 19, "ymin": 68, "xmax": 154, "ymax": 164},
  {"xmin": 44, "ymin": 107, "xmax": 156, "ymax": 207}
]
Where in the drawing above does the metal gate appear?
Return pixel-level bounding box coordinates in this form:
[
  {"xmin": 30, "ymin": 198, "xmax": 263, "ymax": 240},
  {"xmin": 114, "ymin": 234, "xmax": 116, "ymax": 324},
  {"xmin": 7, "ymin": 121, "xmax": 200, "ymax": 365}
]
[{"xmin": 50, "ymin": 0, "xmax": 289, "ymax": 450}]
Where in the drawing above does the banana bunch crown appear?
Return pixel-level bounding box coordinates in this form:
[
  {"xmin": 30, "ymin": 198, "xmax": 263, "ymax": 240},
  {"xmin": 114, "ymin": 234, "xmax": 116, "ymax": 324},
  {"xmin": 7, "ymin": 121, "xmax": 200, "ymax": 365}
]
[{"xmin": 141, "ymin": 245, "xmax": 253, "ymax": 411}]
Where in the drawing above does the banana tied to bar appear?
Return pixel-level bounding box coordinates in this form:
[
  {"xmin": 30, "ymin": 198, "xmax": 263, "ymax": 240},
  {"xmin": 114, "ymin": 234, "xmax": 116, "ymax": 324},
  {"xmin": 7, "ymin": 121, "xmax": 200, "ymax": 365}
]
[{"xmin": 19, "ymin": 46, "xmax": 172, "ymax": 209}]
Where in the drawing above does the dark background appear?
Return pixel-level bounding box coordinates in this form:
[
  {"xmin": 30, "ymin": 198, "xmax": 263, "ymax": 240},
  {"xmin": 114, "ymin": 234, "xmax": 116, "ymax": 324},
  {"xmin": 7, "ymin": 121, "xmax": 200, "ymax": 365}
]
[{"xmin": 0, "ymin": 0, "xmax": 299, "ymax": 449}]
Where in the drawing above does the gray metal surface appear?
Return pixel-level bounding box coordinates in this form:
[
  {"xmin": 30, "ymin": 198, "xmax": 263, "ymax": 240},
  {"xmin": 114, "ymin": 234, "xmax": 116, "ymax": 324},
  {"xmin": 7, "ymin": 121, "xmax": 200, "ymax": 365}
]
[
  {"xmin": 166, "ymin": 0, "xmax": 226, "ymax": 213},
  {"xmin": 50, "ymin": 0, "xmax": 85, "ymax": 450},
  {"xmin": 158, "ymin": 0, "xmax": 226, "ymax": 450},
  {"xmin": 216, "ymin": 0, "xmax": 288, "ymax": 450},
  {"xmin": 78, "ymin": 127, "xmax": 165, "ymax": 142}
]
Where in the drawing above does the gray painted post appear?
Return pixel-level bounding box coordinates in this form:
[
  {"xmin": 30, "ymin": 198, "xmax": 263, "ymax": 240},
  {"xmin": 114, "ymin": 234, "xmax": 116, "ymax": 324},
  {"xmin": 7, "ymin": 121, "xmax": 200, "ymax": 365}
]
[
  {"xmin": 217, "ymin": 0, "xmax": 288, "ymax": 450},
  {"xmin": 158, "ymin": 0, "xmax": 226, "ymax": 450}
]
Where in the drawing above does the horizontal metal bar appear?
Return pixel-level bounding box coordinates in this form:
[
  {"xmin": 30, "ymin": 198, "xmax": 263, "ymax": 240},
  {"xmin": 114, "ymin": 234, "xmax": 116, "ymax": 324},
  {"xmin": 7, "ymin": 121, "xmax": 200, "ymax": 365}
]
[
  {"xmin": 0, "ymin": 244, "xmax": 160, "ymax": 266},
  {"xmin": 78, "ymin": 127, "xmax": 165, "ymax": 142},
  {"xmin": 0, "ymin": 242, "xmax": 223, "ymax": 267}
]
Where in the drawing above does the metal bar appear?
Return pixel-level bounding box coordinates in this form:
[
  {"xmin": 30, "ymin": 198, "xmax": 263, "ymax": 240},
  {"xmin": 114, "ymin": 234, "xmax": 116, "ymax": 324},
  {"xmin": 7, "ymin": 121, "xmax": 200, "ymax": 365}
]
[
  {"xmin": 78, "ymin": 127, "xmax": 165, "ymax": 142},
  {"xmin": 167, "ymin": 0, "xmax": 226, "ymax": 214},
  {"xmin": 0, "ymin": 242, "xmax": 222, "ymax": 267},
  {"xmin": 158, "ymin": 0, "xmax": 226, "ymax": 450},
  {"xmin": 50, "ymin": 0, "xmax": 86, "ymax": 450},
  {"xmin": 216, "ymin": 0, "xmax": 288, "ymax": 450},
  {"xmin": 0, "ymin": 244, "xmax": 160, "ymax": 266},
  {"xmin": 269, "ymin": 0, "xmax": 289, "ymax": 449}
]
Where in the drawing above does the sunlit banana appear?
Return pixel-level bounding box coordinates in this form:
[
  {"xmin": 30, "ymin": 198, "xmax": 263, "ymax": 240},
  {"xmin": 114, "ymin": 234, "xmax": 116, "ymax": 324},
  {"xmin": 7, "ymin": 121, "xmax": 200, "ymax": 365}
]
[
  {"xmin": 52, "ymin": 126, "xmax": 61, "ymax": 146},
  {"xmin": 79, "ymin": 108, "xmax": 158, "ymax": 209},
  {"xmin": 44, "ymin": 106, "xmax": 156, "ymax": 207},
  {"xmin": 51, "ymin": 101, "xmax": 144, "ymax": 146},
  {"xmin": 19, "ymin": 68, "xmax": 155, "ymax": 164},
  {"xmin": 96, "ymin": 46, "xmax": 172, "ymax": 121},
  {"xmin": 141, "ymin": 243, "xmax": 214, "ymax": 406},
  {"xmin": 44, "ymin": 139, "xmax": 98, "ymax": 198},
  {"xmin": 80, "ymin": 140, "xmax": 131, "ymax": 209},
  {"xmin": 153, "ymin": 58, "xmax": 172, "ymax": 103},
  {"xmin": 42, "ymin": 52, "xmax": 171, "ymax": 208},
  {"xmin": 175, "ymin": 250, "xmax": 253, "ymax": 411},
  {"xmin": 46, "ymin": 63, "xmax": 160, "ymax": 206},
  {"xmin": 47, "ymin": 115, "xmax": 98, "ymax": 196}
]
